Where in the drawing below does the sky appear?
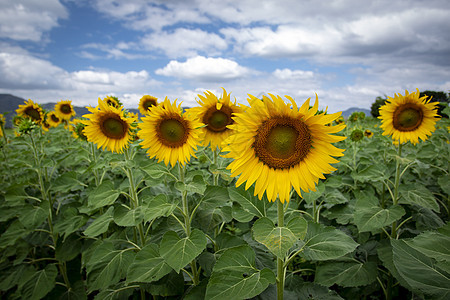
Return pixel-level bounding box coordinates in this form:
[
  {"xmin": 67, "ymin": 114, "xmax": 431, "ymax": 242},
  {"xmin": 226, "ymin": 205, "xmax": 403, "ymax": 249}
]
[{"xmin": 0, "ymin": 0, "xmax": 449, "ymax": 113}]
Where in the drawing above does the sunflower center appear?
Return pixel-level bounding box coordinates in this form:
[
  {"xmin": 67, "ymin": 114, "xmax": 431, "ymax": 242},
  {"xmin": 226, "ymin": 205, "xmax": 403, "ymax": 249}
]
[
  {"xmin": 51, "ymin": 114, "xmax": 59, "ymax": 123},
  {"xmin": 393, "ymin": 103, "xmax": 423, "ymax": 131},
  {"xmin": 157, "ymin": 117, "xmax": 189, "ymax": 147},
  {"xmin": 203, "ymin": 105, "xmax": 232, "ymax": 132},
  {"xmin": 100, "ymin": 115, "xmax": 128, "ymax": 139},
  {"xmin": 25, "ymin": 107, "xmax": 41, "ymax": 120},
  {"xmin": 60, "ymin": 104, "xmax": 72, "ymax": 114},
  {"xmin": 143, "ymin": 99, "xmax": 156, "ymax": 110},
  {"xmin": 253, "ymin": 117, "xmax": 312, "ymax": 169}
]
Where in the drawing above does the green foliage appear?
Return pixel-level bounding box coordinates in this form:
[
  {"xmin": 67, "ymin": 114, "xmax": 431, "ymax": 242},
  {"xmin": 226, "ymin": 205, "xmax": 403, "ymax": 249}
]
[{"xmin": 0, "ymin": 115, "xmax": 449, "ymax": 299}]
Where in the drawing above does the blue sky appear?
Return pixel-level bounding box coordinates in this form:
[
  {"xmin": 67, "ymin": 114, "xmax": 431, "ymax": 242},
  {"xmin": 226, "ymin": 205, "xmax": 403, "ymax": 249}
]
[{"xmin": 1, "ymin": 0, "xmax": 449, "ymax": 113}]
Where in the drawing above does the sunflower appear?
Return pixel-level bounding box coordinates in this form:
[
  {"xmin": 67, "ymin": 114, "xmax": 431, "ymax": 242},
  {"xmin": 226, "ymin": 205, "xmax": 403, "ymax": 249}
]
[
  {"xmin": 102, "ymin": 96, "xmax": 121, "ymax": 108},
  {"xmin": 139, "ymin": 97, "xmax": 203, "ymax": 167},
  {"xmin": 70, "ymin": 119, "xmax": 88, "ymax": 141},
  {"xmin": 222, "ymin": 94, "xmax": 346, "ymax": 203},
  {"xmin": 379, "ymin": 89, "xmax": 440, "ymax": 145},
  {"xmin": 187, "ymin": 88, "xmax": 243, "ymax": 150},
  {"xmin": 47, "ymin": 111, "xmax": 61, "ymax": 127},
  {"xmin": 364, "ymin": 129, "xmax": 374, "ymax": 138},
  {"xmin": 350, "ymin": 129, "xmax": 364, "ymax": 142},
  {"xmin": 139, "ymin": 95, "xmax": 158, "ymax": 115},
  {"xmin": 82, "ymin": 99, "xmax": 136, "ymax": 153},
  {"xmin": 16, "ymin": 99, "xmax": 43, "ymax": 123},
  {"xmin": 55, "ymin": 100, "xmax": 76, "ymax": 121},
  {"xmin": 41, "ymin": 120, "xmax": 51, "ymax": 132}
]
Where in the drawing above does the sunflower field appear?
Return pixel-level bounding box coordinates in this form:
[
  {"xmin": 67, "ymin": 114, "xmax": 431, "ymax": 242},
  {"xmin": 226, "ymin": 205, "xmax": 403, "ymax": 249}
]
[{"xmin": 0, "ymin": 90, "xmax": 449, "ymax": 300}]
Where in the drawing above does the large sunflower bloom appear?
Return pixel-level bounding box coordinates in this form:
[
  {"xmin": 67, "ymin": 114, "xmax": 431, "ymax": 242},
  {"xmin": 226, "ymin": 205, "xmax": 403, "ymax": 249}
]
[
  {"xmin": 378, "ymin": 89, "xmax": 440, "ymax": 145},
  {"xmin": 16, "ymin": 99, "xmax": 43, "ymax": 123},
  {"xmin": 222, "ymin": 94, "xmax": 346, "ymax": 203},
  {"xmin": 139, "ymin": 97, "xmax": 202, "ymax": 167},
  {"xmin": 55, "ymin": 100, "xmax": 76, "ymax": 121},
  {"xmin": 47, "ymin": 111, "xmax": 61, "ymax": 127},
  {"xmin": 139, "ymin": 95, "xmax": 158, "ymax": 115},
  {"xmin": 187, "ymin": 88, "xmax": 243, "ymax": 150},
  {"xmin": 82, "ymin": 99, "xmax": 136, "ymax": 153}
]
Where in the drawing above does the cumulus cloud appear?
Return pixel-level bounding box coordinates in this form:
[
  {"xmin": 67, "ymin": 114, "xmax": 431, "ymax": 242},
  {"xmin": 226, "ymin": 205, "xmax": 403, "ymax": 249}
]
[
  {"xmin": 0, "ymin": 50, "xmax": 161, "ymax": 107},
  {"xmin": 141, "ymin": 28, "xmax": 227, "ymax": 58},
  {"xmin": 0, "ymin": 0, "xmax": 67, "ymax": 42},
  {"xmin": 155, "ymin": 56, "xmax": 250, "ymax": 81}
]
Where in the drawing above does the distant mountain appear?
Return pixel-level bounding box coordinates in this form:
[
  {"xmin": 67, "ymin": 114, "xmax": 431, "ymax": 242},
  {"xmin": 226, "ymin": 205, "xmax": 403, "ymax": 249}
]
[
  {"xmin": 341, "ymin": 107, "xmax": 371, "ymax": 118},
  {"xmin": 0, "ymin": 94, "xmax": 141, "ymax": 128}
]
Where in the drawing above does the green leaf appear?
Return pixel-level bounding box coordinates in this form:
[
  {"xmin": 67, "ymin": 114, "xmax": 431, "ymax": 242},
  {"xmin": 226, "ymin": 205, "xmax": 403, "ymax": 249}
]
[
  {"xmin": 377, "ymin": 240, "xmax": 414, "ymax": 292},
  {"xmin": 205, "ymin": 245, "xmax": 276, "ymax": 300},
  {"xmin": 113, "ymin": 205, "xmax": 144, "ymax": 227},
  {"xmin": 175, "ymin": 174, "xmax": 207, "ymax": 195},
  {"xmin": 51, "ymin": 171, "xmax": 86, "ymax": 192},
  {"xmin": 392, "ymin": 239, "xmax": 450, "ymax": 298},
  {"xmin": 0, "ymin": 220, "xmax": 29, "ymax": 249},
  {"xmin": 352, "ymin": 164, "xmax": 389, "ymax": 183},
  {"xmin": 86, "ymin": 242, "xmax": 135, "ymax": 292},
  {"xmin": 301, "ymin": 181, "xmax": 325, "ymax": 204},
  {"xmin": 0, "ymin": 265, "xmax": 35, "ymax": 291},
  {"xmin": 141, "ymin": 160, "xmax": 170, "ymax": 178},
  {"xmin": 18, "ymin": 203, "xmax": 49, "ymax": 229},
  {"xmin": 126, "ymin": 243, "xmax": 172, "ymax": 283},
  {"xmin": 315, "ymin": 261, "xmax": 377, "ymax": 287},
  {"xmin": 228, "ymin": 185, "xmax": 271, "ymax": 218},
  {"xmin": 405, "ymin": 230, "xmax": 450, "ymax": 262},
  {"xmin": 301, "ymin": 222, "xmax": 358, "ymax": 261},
  {"xmin": 438, "ymin": 174, "xmax": 450, "ymax": 195},
  {"xmin": 53, "ymin": 210, "xmax": 88, "ymax": 241},
  {"xmin": 142, "ymin": 194, "xmax": 177, "ymax": 222},
  {"xmin": 55, "ymin": 234, "xmax": 82, "ymax": 262},
  {"xmin": 293, "ymin": 282, "xmax": 344, "ymax": 299},
  {"xmin": 160, "ymin": 229, "xmax": 207, "ymax": 273},
  {"xmin": 83, "ymin": 207, "xmax": 114, "ymax": 237},
  {"xmin": 353, "ymin": 193, "xmax": 405, "ymax": 232},
  {"xmin": 252, "ymin": 216, "xmax": 307, "ymax": 259},
  {"xmin": 399, "ymin": 184, "xmax": 439, "ymax": 212},
  {"xmin": 88, "ymin": 181, "xmax": 120, "ymax": 210},
  {"xmin": 20, "ymin": 264, "xmax": 57, "ymax": 300},
  {"xmin": 322, "ymin": 203, "xmax": 354, "ymax": 225}
]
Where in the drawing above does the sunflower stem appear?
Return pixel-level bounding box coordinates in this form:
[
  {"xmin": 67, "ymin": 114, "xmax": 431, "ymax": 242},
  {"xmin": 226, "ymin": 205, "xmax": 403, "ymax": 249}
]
[
  {"xmin": 213, "ymin": 148, "xmax": 219, "ymax": 185},
  {"xmin": 124, "ymin": 148, "xmax": 146, "ymax": 247},
  {"xmin": 391, "ymin": 143, "xmax": 402, "ymax": 239},
  {"xmin": 277, "ymin": 199, "xmax": 285, "ymax": 300},
  {"xmin": 178, "ymin": 163, "xmax": 199, "ymax": 285}
]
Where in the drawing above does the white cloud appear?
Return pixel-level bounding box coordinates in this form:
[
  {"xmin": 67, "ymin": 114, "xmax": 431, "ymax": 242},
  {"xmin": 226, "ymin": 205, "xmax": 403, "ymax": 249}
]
[
  {"xmin": 0, "ymin": 50, "xmax": 161, "ymax": 107},
  {"xmin": 273, "ymin": 68, "xmax": 314, "ymax": 80},
  {"xmin": 155, "ymin": 56, "xmax": 250, "ymax": 81},
  {"xmin": 141, "ymin": 28, "xmax": 227, "ymax": 58},
  {"xmin": 0, "ymin": 0, "xmax": 68, "ymax": 42}
]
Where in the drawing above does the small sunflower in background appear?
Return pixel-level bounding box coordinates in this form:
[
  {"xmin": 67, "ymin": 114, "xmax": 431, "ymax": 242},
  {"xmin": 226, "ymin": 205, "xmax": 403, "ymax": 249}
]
[
  {"xmin": 82, "ymin": 99, "xmax": 137, "ymax": 153},
  {"xmin": 187, "ymin": 88, "xmax": 243, "ymax": 150},
  {"xmin": 348, "ymin": 112, "xmax": 359, "ymax": 122},
  {"xmin": 41, "ymin": 119, "xmax": 51, "ymax": 132},
  {"xmin": 139, "ymin": 95, "xmax": 158, "ymax": 115},
  {"xmin": 139, "ymin": 97, "xmax": 202, "ymax": 167},
  {"xmin": 364, "ymin": 129, "xmax": 374, "ymax": 138},
  {"xmin": 102, "ymin": 96, "xmax": 121, "ymax": 108},
  {"xmin": 0, "ymin": 113, "xmax": 5, "ymax": 138},
  {"xmin": 55, "ymin": 100, "xmax": 76, "ymax": 121},
  {"xmin": 379, "ymin": 89, "xmax": 440, "ymax": 145},
  {"xmin": 16, "ymin": 99, "xmax": 43, "ymax": 123},
  {"xmin": 350, "ymin": 129, "xmax": 364, "ymax": 142},
  {"xmin": 47, "ymin": 111, "xmax": 61, "ymax": 127},
  {"xmin": 222, "ymin": 94, "xmax": 346, "ymax": 203},
  {"xmin": 69, "ymin": 119, "xmax": 88, "ymax": 141}
]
